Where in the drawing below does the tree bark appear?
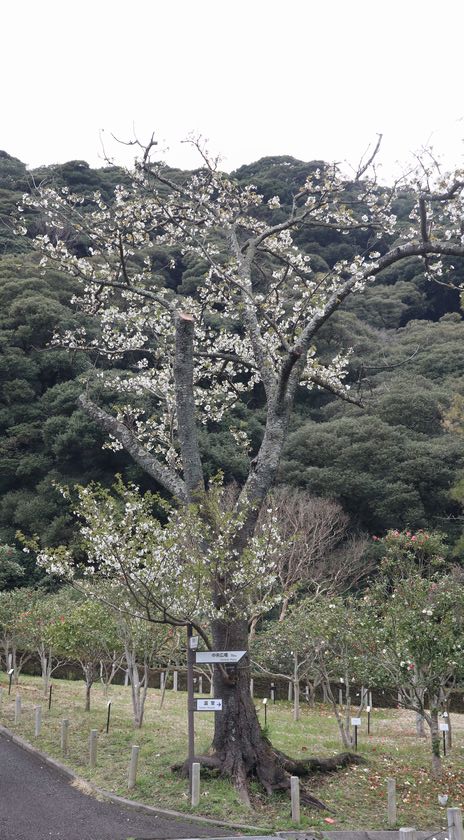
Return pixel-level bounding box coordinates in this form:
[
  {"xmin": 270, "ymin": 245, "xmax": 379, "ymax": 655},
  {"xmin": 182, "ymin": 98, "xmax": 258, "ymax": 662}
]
[
  {"xmin": 209, "ymin": 616, "xmax": 290, "ymax": 804},
  {"xmin": 430, "ymin": 704, "xmax": 442, "ymax": 778},
  {"xmin": 415, "ymin": 712, "xmax": 426, "ymax": 738},
  {"xmin": 85, "ymin": 679, "xmax": 92, "ymax": 712}
]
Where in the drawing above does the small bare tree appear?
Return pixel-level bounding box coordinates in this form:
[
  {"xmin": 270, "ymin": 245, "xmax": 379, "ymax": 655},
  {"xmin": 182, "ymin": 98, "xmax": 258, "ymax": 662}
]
[{"xmin": 253, "ymin": 488, "xmax": 371, "ymax": 626}]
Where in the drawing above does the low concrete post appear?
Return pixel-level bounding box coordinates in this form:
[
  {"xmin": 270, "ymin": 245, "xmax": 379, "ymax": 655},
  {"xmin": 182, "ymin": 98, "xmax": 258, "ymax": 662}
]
[
  {"xmin": 89, "ymin": 729, "xmax": 98, "ymax": 769},
  {"xmin": 399, "ymin": 828, "xmax": 416, "ymax": 840},
  {"xmin": 160, "ymin": 672, "xmax": 165, "ymax": 692},
  {"xmin": 34, "ymin": 705, "xmax": 42, "ymax": 737},
  {"xmin": 173, "ymin": 671, "xmax": 178, "ymax": 692},
  {"xmin": 61, "ymin": 719, "xmax": 69, "ymax": 756},
  {"xmin": 447, "ymin": 808, "xmax": 464, "ymax": 840},
  {"xmin": 338, "ymin": 688, "xmax": 343, "ymax": 706},
  {"xmin": 14, "ymin": 695, "xmax": 21, "ymax": 723},
  {"xmin": 128, "ymin": 745, "xmax": 140, "ymax": 790},
  {"xmin": 387, "ymin": 777, "xmax": 397, "ymax": 825},
  {"xmin": 199, "ymin": 676, "xmax": 203, "ymax": 695},
  {"xmin": 290, "ymin": 775, "xmax": 300, "ymax": 824},
  {"xmin": 191, "ymin": 761, "xmax": 200, "ymax": 807},
  {"xmin": 288, "ymin": 681, "xmax": 293, "ymax": 702}
]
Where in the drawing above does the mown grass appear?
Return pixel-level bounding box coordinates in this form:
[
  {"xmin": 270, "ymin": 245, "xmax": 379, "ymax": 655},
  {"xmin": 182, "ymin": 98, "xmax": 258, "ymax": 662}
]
[{"xmin": 1, "ymin": 675, "xmax": 464, "ymax": 831}]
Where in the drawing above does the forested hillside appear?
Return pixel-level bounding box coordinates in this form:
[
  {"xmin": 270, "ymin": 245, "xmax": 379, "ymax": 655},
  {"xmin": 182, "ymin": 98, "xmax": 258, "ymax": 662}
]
[{"xmin": 1, "ymin": 149, "xmax": 463, "ymax": 586}]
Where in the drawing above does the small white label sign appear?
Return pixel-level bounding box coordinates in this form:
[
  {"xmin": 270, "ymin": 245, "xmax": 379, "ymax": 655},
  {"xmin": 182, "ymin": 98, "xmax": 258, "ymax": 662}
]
[
  {"xmin": 195, "ymin": 699, "xmax": 223, "ymax": 711},
  {"xmin": 195, "ymin": 651, "xmax": 246, "ymax": 664},
  {"xmin": 351, "ymin": 717, "xmax": 362, "ymax": 726},
  {"xmin": 366, "ymin": 706, "xmax": 371, "ymax": 713},
  {"xmin": 439, "ymin": 723, "xmax": 449, "ymax": 732}
]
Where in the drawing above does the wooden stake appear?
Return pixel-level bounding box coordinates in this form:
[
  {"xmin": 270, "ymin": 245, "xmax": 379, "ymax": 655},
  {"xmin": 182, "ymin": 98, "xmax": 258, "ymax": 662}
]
[
  {"xmin": 61, "ymin": 719, "xmax": 69, "ymax": 756},
  {"xmin": 290, "ymin": 776, "xmax": 300, "ymax": 824},
  {"xmin": 447, "ymin": 808, "xmax": 464, "ymax": 840},
  {"xmin": 14, "ymin": 695, "xmax": 21, "ymax": 723},
  {"xmin": 34, "ymin": 705, "xmax": 42, "ymax": 737},
  {"xmin": 191, "ymin": 762, "xmax": 200, "ymax": 807},
  {"xmin": 128, "ymin": 745, "xmax": 140, "ymax": 790},
  {"xmin": 387, "ymin": 777, "xmax": 397, "ymax": 826},
  {"xmin": 399, "ymin": 828, "xmax": 416, "ymax": 840},
  {"xmin": 89, "ymin": 729, "xmax": 98, "ymax": 769}
]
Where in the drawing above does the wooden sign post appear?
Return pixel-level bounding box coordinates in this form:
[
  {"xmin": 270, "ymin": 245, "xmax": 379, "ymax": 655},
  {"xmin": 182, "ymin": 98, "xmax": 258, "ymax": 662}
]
[
  {"xmin": 351, "ymin": 716, "xmax": 361, "ymax": 750},
  {"xmin": 440, "ymin": 722, "xmax": 449, "ymax": 756}
]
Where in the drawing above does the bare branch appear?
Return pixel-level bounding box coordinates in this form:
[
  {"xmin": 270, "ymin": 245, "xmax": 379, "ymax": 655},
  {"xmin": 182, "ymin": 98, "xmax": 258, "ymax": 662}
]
[
  {"xmin": 355, "ymin": 134, "xmax": 383, "ymax": 180},
  {"xmin": 78, "ymin": 394, "xmax": 187, "ymax": 502}
]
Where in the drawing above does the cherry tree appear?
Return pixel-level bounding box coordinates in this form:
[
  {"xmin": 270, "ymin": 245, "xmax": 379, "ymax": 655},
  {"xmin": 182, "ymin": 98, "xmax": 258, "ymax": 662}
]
[{"xmin": 25, "ymin": 136, "xmax": 464, "ymax": 803}]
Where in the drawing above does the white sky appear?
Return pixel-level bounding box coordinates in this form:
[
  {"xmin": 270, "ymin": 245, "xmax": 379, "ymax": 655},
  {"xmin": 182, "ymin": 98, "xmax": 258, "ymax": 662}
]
[{"xmin": 3, "ymin": 0, "xmax": 464, "ymax": 178}]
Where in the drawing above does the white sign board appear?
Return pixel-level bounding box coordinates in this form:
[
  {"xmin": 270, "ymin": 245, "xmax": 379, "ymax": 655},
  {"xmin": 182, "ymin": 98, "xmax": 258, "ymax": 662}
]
[
  {"xmin": 189, "ymin": 636, "xmax": 199, "ymax": 650},
  {"xmin": 366, "ymin": 706, "xmax": 371, "ymax": 713},
  {"xmin": 195, "ymin": 651, "xmax": 246, "ymax": 664},
  {"xmin": 195, "ymin": 699, "xmax": 223, "ymax": 711},
  {"xmin": 351, "ymin": 717, "xmax": 362, "ymax": 726},
  {"xmin": 439, "ymin": 723, "xmax": 449, "ymax": 732}
]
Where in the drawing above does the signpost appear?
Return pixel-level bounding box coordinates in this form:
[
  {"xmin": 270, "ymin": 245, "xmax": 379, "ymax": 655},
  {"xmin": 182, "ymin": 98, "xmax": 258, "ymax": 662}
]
[
  {"xmin": 186, "ymin": 632, "xmax": 246, "ymax": 793},
  {"xmin": 187, "ymin": 627, "xmax": 196, "ymax": 792},
  {"xmin": 195, "ymin": 699, "xmax": 223, "ymax": 711},
  {"xmin": 440, "ymin": 721, "xmax": 449, "ymax": 756},
  {"xmin": 351, "ymin": 717, "xmax": 361, "ymax": 750},
  {"xmin": 366, "ymin": 705, "xmax": 371, "ymax": 735},
  {"xmin": 195, "ymin": 651, "xmax": 246, "ymax": 664}
]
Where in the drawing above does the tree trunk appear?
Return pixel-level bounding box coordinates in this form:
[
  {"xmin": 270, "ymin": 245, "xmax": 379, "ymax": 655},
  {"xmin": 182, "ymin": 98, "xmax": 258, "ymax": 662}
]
[
  {"xmin": 125, "ymin": 648, "xmax": 148, "ymax": 729},
  {"xmin": 85, "ymin": 680, "xmax": 92, "ymax": 712},
  {"xmin": 293, "ymin": 654, "xmax": 300, "ymax": 722},
  {"xmin": 416, "ymin": 711, "xmax": 426, "ymax": 738},
  {"xmin": 209, "ymin": 616, "xmax": 290, "ymax": 805},
  {"xmin": 306, "ymin": 681, "xmax": 316, "ymax": 708},
  {"xmin": 38, "ymin": 647, "xmax": 50, "ymax": 698},
  {"xmin": 429, "ymin": 704, "xmax": 442, "ymax": 778}
]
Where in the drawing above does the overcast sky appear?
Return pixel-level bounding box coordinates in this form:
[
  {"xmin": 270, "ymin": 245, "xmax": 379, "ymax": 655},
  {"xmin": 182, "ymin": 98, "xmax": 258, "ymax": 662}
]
[{"xmin": 3, "ymin": 0, "xmax": 464, "ymax": 178}]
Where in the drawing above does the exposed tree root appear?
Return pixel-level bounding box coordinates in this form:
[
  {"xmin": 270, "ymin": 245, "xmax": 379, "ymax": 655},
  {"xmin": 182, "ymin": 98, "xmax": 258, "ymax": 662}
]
[
  {"xmin": 272, "ymin": 748, "xmax": 366, "ymax": 775},
  {"xmin": 171, "ymin": 748, "xmax": 364, "ymax": 811}
]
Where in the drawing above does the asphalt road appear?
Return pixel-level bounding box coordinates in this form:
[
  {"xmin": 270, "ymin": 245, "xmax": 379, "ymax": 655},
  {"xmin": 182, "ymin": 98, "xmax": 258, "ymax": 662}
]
[{"xmin": 0, "ymin": 732, "xmax": 235, "ymax": 840}]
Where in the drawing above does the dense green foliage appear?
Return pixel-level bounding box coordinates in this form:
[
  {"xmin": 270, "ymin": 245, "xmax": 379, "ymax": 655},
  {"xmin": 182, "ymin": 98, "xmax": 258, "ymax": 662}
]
[{"xmin": 1, "ymin": 150, "xmax": 464, "ymax": 585}]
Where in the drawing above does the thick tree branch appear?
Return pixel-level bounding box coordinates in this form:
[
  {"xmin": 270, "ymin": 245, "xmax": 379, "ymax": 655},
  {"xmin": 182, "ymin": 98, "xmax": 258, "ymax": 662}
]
[
  {"xmin": 294, "ymin": 239, "xmax": 464, "ymax": 363},
  {"xmin": 230, "ymin": 228, "xmax": 277, "ymax": 396},
  {"xmin": 174, "ymin": 312, "xmax": 205, "ymax": 499},
  {"xmin": 304, "ymin": 372, "xmax": 363, "ymax": 407},
  {"xmin": 78, "ymin": 394, "xmax": 187, "ymax": 501}
]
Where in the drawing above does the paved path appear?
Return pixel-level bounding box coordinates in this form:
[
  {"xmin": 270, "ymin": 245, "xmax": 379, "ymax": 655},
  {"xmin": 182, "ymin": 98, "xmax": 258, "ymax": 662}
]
[{"xmin": 0, "ymin": 732, "xmax": 235, "ymax": 840}]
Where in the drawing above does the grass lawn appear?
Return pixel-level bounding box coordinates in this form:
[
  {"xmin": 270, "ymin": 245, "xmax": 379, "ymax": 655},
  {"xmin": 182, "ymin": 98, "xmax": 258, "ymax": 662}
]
[{"xmin": 1, "ymin": 675, "xmax": 463, "ymax": 832}]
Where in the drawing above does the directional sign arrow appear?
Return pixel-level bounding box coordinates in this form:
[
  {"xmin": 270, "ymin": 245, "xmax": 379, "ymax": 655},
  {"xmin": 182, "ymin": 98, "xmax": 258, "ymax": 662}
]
[
  {"xmin": 195, "ymin": 699, "xmax": 223, "ymax": 711},
  {"xmin": 195, "ymin": 650, "xmax": 246, "ymax": 664}
]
